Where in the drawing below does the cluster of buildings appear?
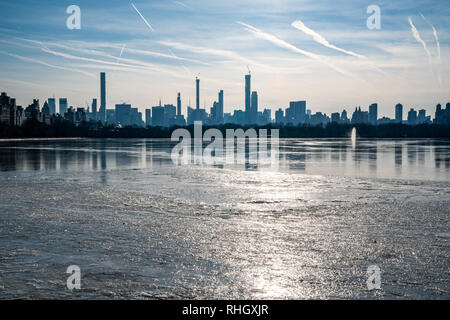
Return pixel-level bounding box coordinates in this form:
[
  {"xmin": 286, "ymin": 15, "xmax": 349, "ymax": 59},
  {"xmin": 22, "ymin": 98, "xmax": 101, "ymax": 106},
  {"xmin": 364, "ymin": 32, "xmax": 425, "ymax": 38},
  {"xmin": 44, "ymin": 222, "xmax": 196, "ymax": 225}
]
[
  {"xmin": 1, "ymin": 70, "xmax": 450, "ymax": 128},
  {"xmin": 0, "ymin": 92, "xmax": 25, "ymax": 126},
  {"xmin": 147, "ymin": 74, "xmax": 271, "ymax": 127},
  {"xmin": 321, "ymin": 103, "xmax": 438, "ymax": 126}
]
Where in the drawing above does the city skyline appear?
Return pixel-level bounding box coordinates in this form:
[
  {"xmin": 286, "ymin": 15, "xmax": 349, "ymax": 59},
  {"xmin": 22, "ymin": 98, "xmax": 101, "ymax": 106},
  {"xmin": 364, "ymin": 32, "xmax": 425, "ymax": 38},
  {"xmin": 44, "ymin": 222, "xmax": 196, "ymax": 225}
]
[
  {"xmin": 0, "ymin": 0, "xmax": 449, "ymax": 118},
  {"xmin": 2, "ymin": 69, "xmax": 450, "ymax": 129}
]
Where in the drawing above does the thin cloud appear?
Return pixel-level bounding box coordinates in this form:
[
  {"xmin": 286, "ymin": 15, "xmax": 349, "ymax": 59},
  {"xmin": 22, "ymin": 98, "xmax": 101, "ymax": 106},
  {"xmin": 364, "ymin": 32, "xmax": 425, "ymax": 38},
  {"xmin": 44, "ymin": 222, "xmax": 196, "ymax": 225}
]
[
  {"xmin": 42, "ymin": 47, "xmax": 191, "ymax": 78},
  {"xmin": 237, "ymin": 22, "xmax": 364, "ymax": 82},
  {"xmin": 168, "ymin": 48, "xmax": 193, "ymax": 77},
  {"xmin": 131, "ymin": 3, "xmax": 154, "ymax": 32},
  {"xmin": 119, "ymin": 46, "xmax": 207, "ymax": 64},
  {"xmin": 173, "ymin": 1, "xmax": 190, "ymax": 9},
  {"xmin": 0, "ymin": 50, "xmax": 96, "ymax": 78},
  {"xmin": 159, "ymin": 40, "xmax": 273, "ymax": 71},
  {"xmin": 15, "ymin": 38, "xmax": 198, "ymax": 80},
  {"xmin": 40, "ymin": 46, "xmax": 140, "ymax": 69},
  {"xmin": 291, "ymin": 20, "xmax": 365, "ymax": 59},
  {"xmin": 20, "ymin": 38, "xmax": 205, "ymax": 64},
  {"xmin": 0, "ymin": 78, "xmax": 45, "ymax": 89}
]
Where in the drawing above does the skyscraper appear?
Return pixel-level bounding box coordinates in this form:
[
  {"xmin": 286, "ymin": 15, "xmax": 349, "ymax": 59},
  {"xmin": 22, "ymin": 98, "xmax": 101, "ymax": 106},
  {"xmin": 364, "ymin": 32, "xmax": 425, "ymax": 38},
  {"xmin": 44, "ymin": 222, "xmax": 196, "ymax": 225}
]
[
  {"xmin": 163, "ymin": 104, "xmax": 176, "ymax": 126},
  {"xmin": 251, "ymin": 91, "xmax": 258, "ymax": 124},
  {"xmin": 152, "ymin": 105, "xmax": 165, "ymax": 127},
  {"xmin": 48, "ymin": 98, "xmax": 56, "ymax": 115},
  {"xmin": 287, "ymin": 101, "xmax": 306, "ymax": 125},
  {"xmin": 91, "ymin": 98, "xmax": 97, "ymax": 120},
  {"xmin": 145, "ymin": 109, "xmax": 151, "ymax": 127},
  {"xmin": 331, "ymin": 112, "xmax": 340, "ymax": 123},
  {"xmin": 341, "ymin": 109, "xmax": 349, "ymax": 123},
  {"xmin": 99, "ymin": 72, "xmax": 106, "ymax": 123},
  {"xmin": 177, "ymin": 92, "xmax": 181, "ymax": 116},
  {"xmin": 218, "ymin": 90, "xmax": 224, "ymax": 124},
  {"xmin": 275, "ymin": 108, "xmax": 284, "ymax": 124},
  {"xmin": 395, "ymin": 103, "xmax": 403, "ymax": 123},
  {"xmin": 245, "ymin": 73, "xmax": 251, "ymax": 124},
  {"xmin": 59, "ymin": 98, "xmax": 67, "ymax": 116},
  {"xmin": 369, "ymin": 103, "xmax": 378, "ymax": 125},
  {"xmin": 407, "ymin": 108, "xmax": 417, "ymax": 125},
  {"xmin": 262, "ymin": 108, "xmax": 271, "ymax": 123},
  {"xmin": 196, "ymin": 77, "xmax": 200, "ymax": 110},
  {"xmin": 115, "ymin": 103, "xmax": 131, "ymax": 126},
  {"xmin": 418, "ymin": 109, "xmax": 426, "ymax": 124}
]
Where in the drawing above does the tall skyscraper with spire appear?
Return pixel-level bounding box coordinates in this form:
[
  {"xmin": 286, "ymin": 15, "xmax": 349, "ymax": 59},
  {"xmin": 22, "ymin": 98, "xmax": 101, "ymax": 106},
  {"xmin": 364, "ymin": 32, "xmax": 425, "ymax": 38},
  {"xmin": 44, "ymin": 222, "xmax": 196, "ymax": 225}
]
[
  {"xmin": 177, "ymin": 92, "xmax": 181, "ymax": 116},
  {"xmin": 99, "ymin": 72, "xmax": 106, "ymax": 123},
  {"xmin": 245, "ymin": 72, "xmax": 251, "ymax": 124}
]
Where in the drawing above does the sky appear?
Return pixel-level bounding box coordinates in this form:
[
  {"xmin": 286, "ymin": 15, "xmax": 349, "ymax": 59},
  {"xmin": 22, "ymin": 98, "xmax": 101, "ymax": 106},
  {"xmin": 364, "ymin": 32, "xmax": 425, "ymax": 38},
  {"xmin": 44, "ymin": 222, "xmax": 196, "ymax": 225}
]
[{"xmin": 0, "ymin": 0, "xmax": 449, "ymax": 118}]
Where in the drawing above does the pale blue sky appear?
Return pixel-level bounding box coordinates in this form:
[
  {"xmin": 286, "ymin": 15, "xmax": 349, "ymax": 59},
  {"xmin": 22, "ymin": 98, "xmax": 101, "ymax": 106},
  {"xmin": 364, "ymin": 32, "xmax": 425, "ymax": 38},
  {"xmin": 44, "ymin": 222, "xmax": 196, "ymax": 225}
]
[{"xmin": 0, "ymin": 0, "xmax": 449, "ymax": 118}]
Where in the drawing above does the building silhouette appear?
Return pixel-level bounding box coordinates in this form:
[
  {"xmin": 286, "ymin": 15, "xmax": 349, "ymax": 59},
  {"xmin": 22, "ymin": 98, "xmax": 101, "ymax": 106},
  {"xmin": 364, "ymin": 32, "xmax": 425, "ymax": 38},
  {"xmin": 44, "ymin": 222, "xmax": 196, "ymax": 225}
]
[
  {"xmin": 91, "ymin": 98, "xmax": 97, "ymax": 121},
  {"xmin": 369, "ymin": 103, "xmax": 378, "ymax": 125},
  {"xmin": 42, "ymin": 101, "xmax": 50, "ymax": 115},
  {"xmin": 196, "ymin": 77, "xmax": 200, "ymax": 110},
  {"xmin": 286, "ymin": 101, "xmax": 306, "ymax": 125},
  {"xmin": 0, "ymin": 92, "xmax": 25, "ymax": 126},
  {"xmin": 48, "ymin": 98, "xmax": 56, "ymax": 115},
  {"xmin": 59, "ymin": 98, "xmax": 68, "ymax": 116},
  {"xmin": 3, "ymin": 70, "xmax": 450, "ymax": 131},
  {"xmin": 145, "ymin": 109, "xmax": 151, "ymax": 127},
  {"xmin": 177, "ymin": 92, "xmax": 181, "ymax": 116},
  {"xmin": 115, "ymin": 103, "xmax": 131, "ymax": 126},
  {"xmin": 275, "ymin": 108, "xmax": 284, "ymax": 124},
  {"xmin": 245, "ymin": 72, "xmax": 251, "ymax": 124},
  {"xmin": 217, "ymin": 89, "xmax": 224, "ymax": 124},
  {"xmin": 407, "ymin": 108, "xmax": 417, "ymax": 125},
  {"xmin": 331, "ymin": 112, "xmax": 340, "ymax": 123},
  {"xmin": 434, "ymin": 103, "xmax": 450, "ymax": 125},
  {"xmin": 395, "ymin": 103, "xmax": 403, "ymax": 123},
  {"xmin": 152, "ymin": 103, "xmax": 164, "ymax": 127},
  {"xmin": 351, "ymin": 107, "xmax": 369, "ymax": 124},
  {"xmin": 99, "ymin": 72, "xmax": 106, "ymax": 123},
  {"xmin": 250, "ymin": 91, "xmax": 258, "ymax": 124},
  {"xmin": 341, "ymin": 109, "xmax": 349, "ymax": 123}
]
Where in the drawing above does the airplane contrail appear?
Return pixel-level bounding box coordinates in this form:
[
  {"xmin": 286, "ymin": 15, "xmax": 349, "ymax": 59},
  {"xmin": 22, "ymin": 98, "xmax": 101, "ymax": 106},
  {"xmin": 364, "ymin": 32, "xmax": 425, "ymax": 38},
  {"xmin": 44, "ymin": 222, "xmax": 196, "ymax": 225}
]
[
  {"xmin": 131, "ymin": 3, "xmax": 154, "ymax": 32},
  {"xmin": 408, "ymin": 17, "xmax": 432, "ymax": 64},
  {"xmin": 408, "ymin": 17, "xmax": 438, "ymax": 86},
  {"xmin": 119, "ymin": 44, "xmax": 126, "ymax": 59},
  {"xmin": 420, "ymin": 13, "xmax": 442, "ymax": 88},
  {"xmin": 420, "ymin": 13, "xmax": 441, "ymax": 62},
  {"xmin": 237, "ymin": 21, "xmax": 365, "ymax": 83},
  {"xmin": 291, "ymin": 19, "xmax": 365, "ymax": 59}
]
